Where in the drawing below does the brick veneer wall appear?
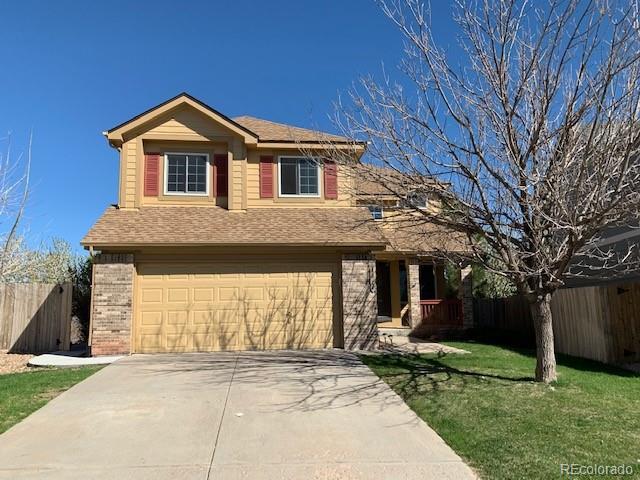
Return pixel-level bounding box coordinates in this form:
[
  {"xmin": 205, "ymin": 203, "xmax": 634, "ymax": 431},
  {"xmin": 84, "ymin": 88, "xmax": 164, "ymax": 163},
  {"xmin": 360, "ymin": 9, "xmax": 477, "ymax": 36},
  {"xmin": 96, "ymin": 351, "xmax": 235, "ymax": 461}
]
[
  {"xmin": 90, "ymin": 253, "xmax": 134, "ymax": 356},
  {"xmin": 407, "ymin": 259, "xmax": 421, "ymax": 328},
  {"xmin": 341, "ymin": 254, "xmax": 378, "ymax": 350}
]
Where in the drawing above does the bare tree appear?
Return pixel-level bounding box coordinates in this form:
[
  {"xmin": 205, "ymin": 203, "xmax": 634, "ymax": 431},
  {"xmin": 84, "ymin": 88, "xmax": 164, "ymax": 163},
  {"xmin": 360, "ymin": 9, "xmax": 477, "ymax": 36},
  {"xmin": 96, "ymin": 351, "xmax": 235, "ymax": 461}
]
[
  {"xmin": 333, "ymin": 0, "xmax": 640, "ymax": 382},
  {"xmin": 0, "ymin": 133, "xmax": 32, "ymax": 281}
]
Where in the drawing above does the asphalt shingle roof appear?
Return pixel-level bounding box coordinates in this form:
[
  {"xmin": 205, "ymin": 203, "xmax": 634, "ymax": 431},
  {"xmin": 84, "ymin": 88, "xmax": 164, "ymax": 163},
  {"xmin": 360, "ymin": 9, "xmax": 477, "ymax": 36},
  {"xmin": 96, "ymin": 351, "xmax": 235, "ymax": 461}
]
[
  {"xmin": 81, "ymin": 206, "xmax": 386, "ymax": 248},
  {"xmin": 233, "ymin": 116, "xmax": 353, "ymax": 143}
]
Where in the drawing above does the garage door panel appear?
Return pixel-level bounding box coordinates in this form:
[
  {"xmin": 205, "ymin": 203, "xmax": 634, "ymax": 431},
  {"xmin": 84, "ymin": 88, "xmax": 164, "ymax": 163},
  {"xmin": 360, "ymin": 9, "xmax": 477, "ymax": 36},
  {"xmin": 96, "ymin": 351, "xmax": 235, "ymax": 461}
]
[
  {"xmin": 245, "ymin": 324, "xmax": 287, "ymax": 341},
  {"xmin": 192, "ymin": 310, "xmax": 215, "ymax": 325},
  {"xmin": 167, "ymin": 310, "xmax": 188, "ymax": 325},
  {"xmin": 135, "ymin": 261, "xmax": 335, "ymax": 353},
  {"xmin": 217, "ymin": 309, "xmax": 239, "ymax": 324},
  {"xmin": 193, "ymin": 288, "xmax": 214, "ymax": 302},
  {"xmin": 141, "ymin": 288, "xmax": 163, "ymax": 303},
  {"xmin": 139, "ymin": 333, "xmax": 162, "ymax": 351},
  {"xmin": 219, "ymin": 287, "xmax": 239, "ymax": 301},
  {"xmin": 166, "ymin": 333, "xmax": 188, "ymax": 349},
  {"xmin": 141, "ymin": 311, "xmax": 162, "ymax": 326},
  {"xmin": 167, "ymin": 288, "xmax": 189, "ymax": 303},
  {"xmin": 243, "ymin": 287, "xmax": 264, "ymax": 301},
  {"xmin": 264, "ymin": 286, "xmax": 289, "ymax": 299}
]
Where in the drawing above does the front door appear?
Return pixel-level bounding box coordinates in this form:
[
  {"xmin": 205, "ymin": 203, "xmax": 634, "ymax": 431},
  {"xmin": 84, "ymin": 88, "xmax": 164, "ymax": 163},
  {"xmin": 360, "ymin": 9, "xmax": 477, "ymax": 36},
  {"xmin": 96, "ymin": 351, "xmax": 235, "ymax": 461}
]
[{"xmin": 376, "ymin": 261, "xmax": 391, "ymax": 317}]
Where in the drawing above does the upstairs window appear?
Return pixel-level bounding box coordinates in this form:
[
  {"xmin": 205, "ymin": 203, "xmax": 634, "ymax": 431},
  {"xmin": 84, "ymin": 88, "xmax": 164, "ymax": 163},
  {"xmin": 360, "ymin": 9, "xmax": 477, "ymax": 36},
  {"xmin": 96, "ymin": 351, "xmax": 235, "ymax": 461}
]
[
  {"xmin": 165, "ymin": 153, "xmax": 208, "ymax": 195},
  {"xmin": 278, "ymin": 157, "xmax": 320, "ymax": 197},
  {"xmin": 368, "ymin": 205, "xmax": 383, "ymax": 220}
]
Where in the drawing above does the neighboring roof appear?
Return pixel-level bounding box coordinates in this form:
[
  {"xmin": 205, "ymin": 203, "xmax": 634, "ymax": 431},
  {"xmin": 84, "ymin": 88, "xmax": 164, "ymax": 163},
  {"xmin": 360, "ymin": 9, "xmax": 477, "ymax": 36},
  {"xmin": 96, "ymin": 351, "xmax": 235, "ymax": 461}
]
[
  {"xmin": 354, "ymin": 164, "xmax": 441, "ymax": 197},
  {"xmin": 105, "ymin": 92, "xmax": 358, "ymax": 146},
  {"xmin": 378, "ymin": 213, "xmax": 470, "ymax": 254},
  {"xmin": 82, "ymin": 206, "xmax": 386, "ymax": 248},
  {"xmin": 232, "ymin": 115, "xmax": 354, "ymax": 144}
]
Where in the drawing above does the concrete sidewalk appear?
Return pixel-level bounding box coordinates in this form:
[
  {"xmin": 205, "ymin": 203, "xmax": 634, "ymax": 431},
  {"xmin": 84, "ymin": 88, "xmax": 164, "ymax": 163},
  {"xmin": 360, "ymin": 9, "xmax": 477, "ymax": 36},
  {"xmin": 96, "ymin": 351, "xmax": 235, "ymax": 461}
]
[{"xmin": 0, "ymin": 351, "xmax": 476, "ymax": 479}]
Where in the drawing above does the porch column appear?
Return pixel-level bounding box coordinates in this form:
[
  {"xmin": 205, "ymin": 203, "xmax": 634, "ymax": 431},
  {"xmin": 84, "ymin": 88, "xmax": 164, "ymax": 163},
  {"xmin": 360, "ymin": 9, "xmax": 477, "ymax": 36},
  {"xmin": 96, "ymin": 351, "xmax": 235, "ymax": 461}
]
[
  {"xmin": 389, "ymin": 260, "xmax": 402, "ymax": 326},
  {"xmin": 341, "ymin": 254, "xmax": 378, "ymax": 350},
  {"xmin": 460, "ymin": 264, "xmax": 474, "ymax": 328},
  {"xmin": 406, "ymin": 258, "xmax": 421, "ymax": 328}
]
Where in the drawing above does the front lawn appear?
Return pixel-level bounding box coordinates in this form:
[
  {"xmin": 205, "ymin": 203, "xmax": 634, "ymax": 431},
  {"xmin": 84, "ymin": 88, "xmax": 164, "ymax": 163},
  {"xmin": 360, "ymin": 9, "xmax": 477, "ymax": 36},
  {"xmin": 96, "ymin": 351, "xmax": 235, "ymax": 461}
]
[
  {"xmin": 361, "ymin": 342, "xmax": 640, "ymax": 480},
  {"xmin": 0, "ymin": 366, "xmax": 102, "ymax": 434}
]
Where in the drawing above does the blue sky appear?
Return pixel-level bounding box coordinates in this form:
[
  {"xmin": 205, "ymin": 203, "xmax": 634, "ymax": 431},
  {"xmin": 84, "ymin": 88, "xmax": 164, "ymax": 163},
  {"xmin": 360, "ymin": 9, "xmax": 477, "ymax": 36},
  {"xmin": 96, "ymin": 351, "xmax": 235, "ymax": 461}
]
[{"xmin": 0, "ymin": 0, "xmax": 457, "ymax": 253}]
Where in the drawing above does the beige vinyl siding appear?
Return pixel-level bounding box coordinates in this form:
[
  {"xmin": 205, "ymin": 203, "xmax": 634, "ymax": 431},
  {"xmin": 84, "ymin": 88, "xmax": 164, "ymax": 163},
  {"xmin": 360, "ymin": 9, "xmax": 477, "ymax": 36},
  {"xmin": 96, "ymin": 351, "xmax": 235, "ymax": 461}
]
[
  {"xmin": 230, "ymin": 158, "xmax": 244, "ymax": 210},
  {"xmin": 143, "ymin": 107, "xmax": 236, "ymax": 141},
  {"xmin": 246, "ymin": 149, "xmax": 355, "ymax": 207},
  {"xmin": 119, "ymin": 140, "xmax": 137, "ymax": 208}
]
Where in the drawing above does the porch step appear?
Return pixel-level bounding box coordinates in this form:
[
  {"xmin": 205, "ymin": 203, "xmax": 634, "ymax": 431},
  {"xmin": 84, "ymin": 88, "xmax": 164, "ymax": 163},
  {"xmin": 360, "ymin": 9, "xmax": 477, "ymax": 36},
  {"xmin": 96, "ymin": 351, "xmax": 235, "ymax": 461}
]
[{"xmin": 378, "ymin": 327, "xmax": 412, "ymax": 337}]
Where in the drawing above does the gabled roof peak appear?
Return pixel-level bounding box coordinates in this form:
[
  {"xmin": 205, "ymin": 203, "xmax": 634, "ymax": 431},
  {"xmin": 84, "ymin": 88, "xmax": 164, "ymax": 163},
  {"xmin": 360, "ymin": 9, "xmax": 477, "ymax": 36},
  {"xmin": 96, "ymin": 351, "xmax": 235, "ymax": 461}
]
[
  {"xmin": 105, "ymin": 92, "xmax": 360, "ymax": 147},
  {"xmin": 105, "ymin": 92, "xmax": 258, "ymax": 146}
]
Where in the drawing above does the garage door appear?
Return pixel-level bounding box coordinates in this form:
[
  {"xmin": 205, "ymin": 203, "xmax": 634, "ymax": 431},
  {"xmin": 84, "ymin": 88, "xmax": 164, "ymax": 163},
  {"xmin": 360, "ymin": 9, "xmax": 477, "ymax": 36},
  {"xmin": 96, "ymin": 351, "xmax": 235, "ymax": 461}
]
[{"xmin": 134, "ymin": 262, "xmax": 336, "ymax": 353}]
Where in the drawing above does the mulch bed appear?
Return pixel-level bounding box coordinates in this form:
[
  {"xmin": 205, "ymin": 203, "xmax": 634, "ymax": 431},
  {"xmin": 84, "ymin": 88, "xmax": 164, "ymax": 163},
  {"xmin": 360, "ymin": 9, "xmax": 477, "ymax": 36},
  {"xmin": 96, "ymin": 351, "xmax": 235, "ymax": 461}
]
[{"xmin": 0, "ymin": 350, "xmax": 33, "ymax": 375}]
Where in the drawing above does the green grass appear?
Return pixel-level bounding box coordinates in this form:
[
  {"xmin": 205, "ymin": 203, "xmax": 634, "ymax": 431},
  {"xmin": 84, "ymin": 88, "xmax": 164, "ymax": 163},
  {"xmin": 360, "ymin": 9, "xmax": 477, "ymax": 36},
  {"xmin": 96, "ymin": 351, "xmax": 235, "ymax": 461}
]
[
  {"xmin": 361, "ymin": 342, "xmax": 640, "ymax": 480},
  {"xmin": 0, "ymin": 366, "xmax": 102, "ymax": 434}
]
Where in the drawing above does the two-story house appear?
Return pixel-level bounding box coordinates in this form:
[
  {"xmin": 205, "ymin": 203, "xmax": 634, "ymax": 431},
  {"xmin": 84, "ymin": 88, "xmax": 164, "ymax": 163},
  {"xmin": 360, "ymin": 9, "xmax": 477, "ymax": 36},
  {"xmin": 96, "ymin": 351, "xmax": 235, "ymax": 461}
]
[{"xmin": 82, "ymin": 93, "xmax": 471, "ymax": 355}]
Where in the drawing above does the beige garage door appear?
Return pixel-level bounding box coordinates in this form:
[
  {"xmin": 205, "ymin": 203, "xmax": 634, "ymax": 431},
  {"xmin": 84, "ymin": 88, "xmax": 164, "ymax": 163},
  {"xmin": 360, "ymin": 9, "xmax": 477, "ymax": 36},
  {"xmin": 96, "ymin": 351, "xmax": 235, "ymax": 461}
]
[{"xmin": 134, "ymin": 262, "xmax": 336, "ymax": 353}]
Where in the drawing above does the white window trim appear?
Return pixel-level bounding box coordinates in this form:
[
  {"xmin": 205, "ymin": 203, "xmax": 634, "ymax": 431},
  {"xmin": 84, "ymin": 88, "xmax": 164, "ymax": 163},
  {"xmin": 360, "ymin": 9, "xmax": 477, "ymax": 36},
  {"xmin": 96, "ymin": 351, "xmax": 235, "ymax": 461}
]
[
  {"xmin": 163, "ymin": 152, "xmax": 210, "ymax": 197},
  {"xmin": 277, "ymin": 155, "xmax": 321, "ymax": 198}
]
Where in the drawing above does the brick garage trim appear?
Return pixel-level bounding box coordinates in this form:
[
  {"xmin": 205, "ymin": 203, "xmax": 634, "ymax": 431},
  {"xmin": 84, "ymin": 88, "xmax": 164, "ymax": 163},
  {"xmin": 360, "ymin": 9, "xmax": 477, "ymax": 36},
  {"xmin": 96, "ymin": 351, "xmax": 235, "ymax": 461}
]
[
  {"xmin": 90, "ymin": 253, "xmax": 134, "ymax": 356},
  {"xmin": 341, "ymin": 254, "xmax": 378, "ymax": 350}
]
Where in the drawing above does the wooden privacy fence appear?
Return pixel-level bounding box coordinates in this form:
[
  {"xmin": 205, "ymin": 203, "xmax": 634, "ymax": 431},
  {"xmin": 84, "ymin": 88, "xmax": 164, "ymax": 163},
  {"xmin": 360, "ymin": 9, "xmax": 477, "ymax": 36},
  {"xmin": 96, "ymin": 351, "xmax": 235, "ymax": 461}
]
[
  {"xmin": 0, "ymin": 283, "xmax": 72, "ymax": 353},
  {"xmin": 473, "ymin": 280, "xmax": 640, "ymax": 365},
  {"xmin": 473, "ymin": 295, "xmax": 534, "ymax": 340}
]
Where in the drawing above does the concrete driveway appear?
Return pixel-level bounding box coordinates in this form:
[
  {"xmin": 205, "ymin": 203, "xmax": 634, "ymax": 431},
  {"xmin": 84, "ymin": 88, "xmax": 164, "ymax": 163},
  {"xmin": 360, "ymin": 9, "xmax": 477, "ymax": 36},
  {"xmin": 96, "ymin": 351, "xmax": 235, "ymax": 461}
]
[{"xmin": 0, "ymin": 351, "xmax": 476, "ymax": 479}]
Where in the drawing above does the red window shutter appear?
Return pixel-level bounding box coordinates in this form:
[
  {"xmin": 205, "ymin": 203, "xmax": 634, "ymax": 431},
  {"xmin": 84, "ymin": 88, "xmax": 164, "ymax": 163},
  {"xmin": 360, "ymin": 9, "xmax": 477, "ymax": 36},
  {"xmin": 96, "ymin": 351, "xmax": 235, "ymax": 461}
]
[
  {"xmin": 144, "ymin": 153, "xmax": 160, "ymax": 196},
  {"xmin": 259, "ymin": 155, "xmax": 274, "ymax": 198},
  {"xmin": 324, "ymin": 160, "xmax": 338, "ymax": 199},
  {"xmin": 213, "ymin": 153, "xmax": 228, "ymax": 196}
]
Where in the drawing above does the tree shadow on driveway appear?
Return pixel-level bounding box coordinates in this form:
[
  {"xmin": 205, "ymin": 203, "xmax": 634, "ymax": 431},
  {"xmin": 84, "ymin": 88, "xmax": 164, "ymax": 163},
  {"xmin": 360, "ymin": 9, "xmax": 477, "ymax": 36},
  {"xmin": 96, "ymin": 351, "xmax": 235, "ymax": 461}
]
[
  {"xmin": 108, "ymin": 349, "xmax": 532, "ymax": 415},
  {"xmin": 112, "ymin": 350, "xmax": 407, "ymax": 413}
]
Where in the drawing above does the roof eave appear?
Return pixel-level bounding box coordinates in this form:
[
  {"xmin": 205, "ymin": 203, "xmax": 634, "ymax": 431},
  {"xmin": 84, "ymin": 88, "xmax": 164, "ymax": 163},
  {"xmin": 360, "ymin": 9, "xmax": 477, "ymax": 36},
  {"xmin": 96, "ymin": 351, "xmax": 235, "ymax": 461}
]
[{"xmin": 81, "ymin": 240, "xmax": 388, "ymax": 249}]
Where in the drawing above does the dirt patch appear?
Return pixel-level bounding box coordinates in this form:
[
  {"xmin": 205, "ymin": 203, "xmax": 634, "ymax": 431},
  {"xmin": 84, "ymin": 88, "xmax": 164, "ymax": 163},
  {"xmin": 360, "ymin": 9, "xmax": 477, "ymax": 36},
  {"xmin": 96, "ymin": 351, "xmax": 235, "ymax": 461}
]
[{"xmin": 0, "ymin": 350, "xmax": 33, "ymax": 375}]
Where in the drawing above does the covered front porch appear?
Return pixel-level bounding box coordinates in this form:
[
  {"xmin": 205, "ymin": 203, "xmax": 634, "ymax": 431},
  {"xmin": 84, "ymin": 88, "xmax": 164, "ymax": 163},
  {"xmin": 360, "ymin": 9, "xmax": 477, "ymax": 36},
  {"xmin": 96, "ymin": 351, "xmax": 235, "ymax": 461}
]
[{"xmin": 374, "ymin": 253, "xmax": 470, "ymax": 336}]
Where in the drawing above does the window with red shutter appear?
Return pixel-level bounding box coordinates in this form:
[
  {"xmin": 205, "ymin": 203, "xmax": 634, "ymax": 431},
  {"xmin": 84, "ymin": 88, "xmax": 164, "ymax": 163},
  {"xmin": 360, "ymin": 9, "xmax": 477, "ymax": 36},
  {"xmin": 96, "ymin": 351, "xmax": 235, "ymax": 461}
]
[
  {"xmin": 260, "ymin": 155, "xmax": 274, "ymax": 198},
  {"xmin": 144, "ymin": 153, "xmax": 160, "ymax": 196}
]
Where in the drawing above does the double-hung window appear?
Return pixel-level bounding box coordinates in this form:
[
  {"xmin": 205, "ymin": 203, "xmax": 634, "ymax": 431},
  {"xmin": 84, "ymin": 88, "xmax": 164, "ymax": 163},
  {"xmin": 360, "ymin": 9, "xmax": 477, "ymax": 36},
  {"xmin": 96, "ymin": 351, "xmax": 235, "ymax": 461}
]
[
  {"xmin": 278, "ymin": 157, "xmax": 320, "ymax": 197},
  {"xmin": 165, "ymin": 153, "xmax": 208, "ymax": 195}
]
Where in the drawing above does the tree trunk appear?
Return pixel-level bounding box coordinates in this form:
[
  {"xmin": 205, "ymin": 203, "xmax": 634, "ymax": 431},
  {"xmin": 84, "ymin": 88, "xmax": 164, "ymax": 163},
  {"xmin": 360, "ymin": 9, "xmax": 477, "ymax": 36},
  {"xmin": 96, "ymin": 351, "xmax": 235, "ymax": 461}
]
[{"xmin": 530, "ymin": 292, "xmax": 557, "ymax": 383}]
